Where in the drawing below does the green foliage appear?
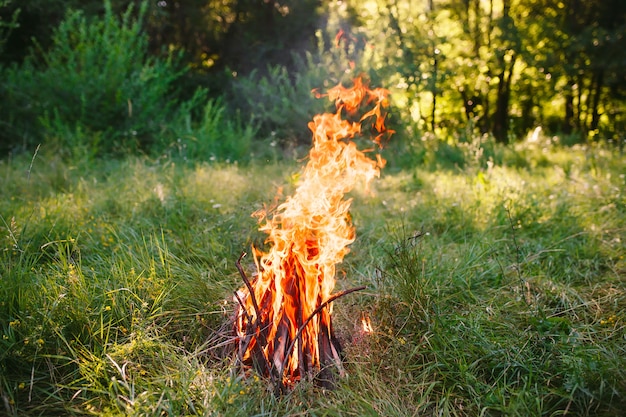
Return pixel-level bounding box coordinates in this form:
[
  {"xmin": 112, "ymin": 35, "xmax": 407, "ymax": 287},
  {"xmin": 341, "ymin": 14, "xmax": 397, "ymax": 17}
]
[
  {"xmin": 41, "ymin": 0, "xmax": 181, "ymax": 154},
  {"xmin": 0, "ymin": 1, "xmax": 204, "ymax": 157},
  {"xmin": 170, "ymin": 97, "xmax": 258, "ymax": 163},
  {"xmin": 2, "ymin": 0, "xmax": 626, "ymax": 153},
  {"xmin": 386, "ymin": 131, "xmax": 503, "ymax": 171},
  {"xmin": 0, "ymin": 0, "xmax": 264, "ymax": 162},
  {"xmin": 227, "ymin": 28, "xmax": 381, "ymax": 150},
  {"xmin": 228, "ymin": 53, "xmax": 333, "ymax": 147},
  {"xmin": 335, "ymin": 0, "xmax": 626, "ymax": 143}
]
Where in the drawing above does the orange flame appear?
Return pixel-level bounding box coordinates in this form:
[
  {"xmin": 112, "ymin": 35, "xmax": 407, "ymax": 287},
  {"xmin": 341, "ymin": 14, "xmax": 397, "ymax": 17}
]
[
  {"xmin": 361, "ymin": 314, "xmax": 373, "ymax": 334},
  {"xmin": 235, "ymin": 76, "xmax": 392, "ymax": 387}
]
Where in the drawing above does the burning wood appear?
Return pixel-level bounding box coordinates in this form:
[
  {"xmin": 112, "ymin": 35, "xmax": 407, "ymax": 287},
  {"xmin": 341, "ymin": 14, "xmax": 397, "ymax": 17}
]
[{"xmin": 233, "ymin": 76, "xmax": 393, "ymax": 392}]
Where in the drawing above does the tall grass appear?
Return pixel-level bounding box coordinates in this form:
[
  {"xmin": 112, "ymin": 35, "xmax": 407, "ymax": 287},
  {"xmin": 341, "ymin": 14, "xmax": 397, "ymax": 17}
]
[{"xmin": 1, "ymin": 138, "xmax": 625, "ymax": 415}]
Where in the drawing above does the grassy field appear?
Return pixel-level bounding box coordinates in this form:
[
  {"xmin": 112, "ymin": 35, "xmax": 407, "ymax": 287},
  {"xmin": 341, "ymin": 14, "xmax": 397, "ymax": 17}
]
[{"xmin": 1, "ymin": 140, "xmax": 625, "ymax": 416}]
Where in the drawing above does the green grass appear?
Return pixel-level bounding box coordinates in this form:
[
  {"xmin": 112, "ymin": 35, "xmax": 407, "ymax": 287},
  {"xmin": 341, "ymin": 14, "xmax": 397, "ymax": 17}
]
[{"xmin": 1, "ymin": 141, "xmax": 625, "ymax": 416}]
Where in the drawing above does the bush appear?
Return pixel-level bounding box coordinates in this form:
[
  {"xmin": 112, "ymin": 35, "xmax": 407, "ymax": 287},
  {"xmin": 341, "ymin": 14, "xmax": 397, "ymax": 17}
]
[
  {"xmin": 227, "ymin": 35, "xmax": 362, "ymax": 148},
  {"xmin": 0, "ymin": 1, "xmax": 199, "ymax": 157},
  {"xmin": 228, "ymin": 58, "xmax": 325, "ymax": 147},
  {"xmin": 167, "ymin": 97, "xmax": 258, "ymax": 163}
]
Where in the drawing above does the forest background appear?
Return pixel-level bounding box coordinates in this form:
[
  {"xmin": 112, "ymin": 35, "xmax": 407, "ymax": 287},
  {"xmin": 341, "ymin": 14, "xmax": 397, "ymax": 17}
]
[{"xmin": 1, "ymin": 0, "xmax": 624, "ymax": 159}]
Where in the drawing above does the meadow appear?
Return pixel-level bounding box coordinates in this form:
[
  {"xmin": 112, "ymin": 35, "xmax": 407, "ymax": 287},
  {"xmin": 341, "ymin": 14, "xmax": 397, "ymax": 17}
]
[{"xmin": 1, "ymin": 138, "xmax": 625, "ymax": 416}]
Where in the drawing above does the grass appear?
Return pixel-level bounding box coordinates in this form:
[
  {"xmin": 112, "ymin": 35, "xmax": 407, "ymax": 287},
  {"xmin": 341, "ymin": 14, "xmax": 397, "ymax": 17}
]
[{"xmin": 1, "ymin": 139, "xmax": 625, "ymax": 416}]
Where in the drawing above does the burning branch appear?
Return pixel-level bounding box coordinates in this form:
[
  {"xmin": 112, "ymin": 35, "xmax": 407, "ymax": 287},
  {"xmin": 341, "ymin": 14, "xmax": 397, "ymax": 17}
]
[
  {"xmin": 234, "ymin": 252, "xmax": 272, "ymax": 379},
  {"xmin": 279, "ymin": 285, "xmax": 366, "ymax": 385}
]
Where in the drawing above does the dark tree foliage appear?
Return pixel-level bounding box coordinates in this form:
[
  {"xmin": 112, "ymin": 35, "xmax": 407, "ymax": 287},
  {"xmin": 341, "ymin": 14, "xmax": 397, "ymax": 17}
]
[
  {"xmin": 0, "ymin": 0, "xmax": 115, "ymax": 64},
  {"xmin": 1, "ymin": 0, "xmax": 322, "ymax": 74}
]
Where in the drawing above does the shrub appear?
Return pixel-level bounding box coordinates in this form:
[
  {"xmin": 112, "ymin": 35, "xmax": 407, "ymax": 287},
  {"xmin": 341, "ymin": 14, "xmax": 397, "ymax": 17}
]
[
  {"xmin": 167, "ymin": 97, "xmax": 258, "ymax": 163},
  {"xmin": 227, "ymin": 35, "xmax": 362, "ymax": 148},
  {"xmin": 228, "ymin": 58, "xmax": 325, "ymax": 147},
  {"xmin": 0, "ymin": 1, "xmax": 197, "ymax": 156}
]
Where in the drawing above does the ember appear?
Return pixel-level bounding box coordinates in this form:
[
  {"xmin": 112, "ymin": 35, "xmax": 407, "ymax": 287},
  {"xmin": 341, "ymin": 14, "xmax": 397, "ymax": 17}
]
[{"xmin": 234, "ymin": 76, "xmax": 393, "ymax": 391}]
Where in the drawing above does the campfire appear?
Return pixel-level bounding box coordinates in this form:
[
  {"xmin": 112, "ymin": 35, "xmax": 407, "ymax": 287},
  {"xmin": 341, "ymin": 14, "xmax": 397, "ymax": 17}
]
[{"xmin": 233, "ymin": 76, "xmax": 393, "ymax": 392}]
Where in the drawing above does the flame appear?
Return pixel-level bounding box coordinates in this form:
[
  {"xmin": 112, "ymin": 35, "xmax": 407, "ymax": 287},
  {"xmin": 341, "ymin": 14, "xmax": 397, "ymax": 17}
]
[
  {"xmin": 235, "ymin": 76, "xmax": 392, "ymax": 387},
  {"xmin": 361, "ymin": 314, "xmax": 373, "ymax": 334}
]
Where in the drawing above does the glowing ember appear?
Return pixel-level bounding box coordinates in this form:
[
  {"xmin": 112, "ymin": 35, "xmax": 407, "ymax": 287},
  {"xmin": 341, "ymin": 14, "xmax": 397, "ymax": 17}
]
[{"xmin": 234, "ymin": 76, "xmax": 392, "ymax": 390}]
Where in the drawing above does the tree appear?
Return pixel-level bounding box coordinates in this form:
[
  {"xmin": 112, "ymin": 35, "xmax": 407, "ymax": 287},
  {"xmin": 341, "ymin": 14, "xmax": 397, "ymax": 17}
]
[{"xmin": 522, "ymin": 0, "xmax": 626, "ymax": 139}]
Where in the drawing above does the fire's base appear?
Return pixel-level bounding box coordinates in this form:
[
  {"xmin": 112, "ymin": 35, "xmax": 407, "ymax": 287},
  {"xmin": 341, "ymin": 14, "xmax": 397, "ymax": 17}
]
[
  {"xmin": 231, "ymin": 252, "xmax": 365, "ymax": 393},
  {"xmin": 234, "ymin": 313, "xmax": 344, "ymax": 393}
]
